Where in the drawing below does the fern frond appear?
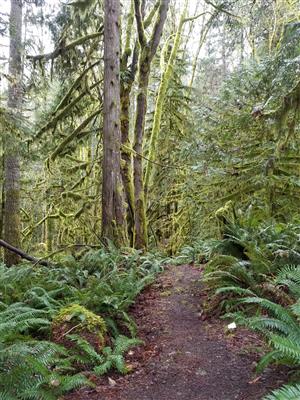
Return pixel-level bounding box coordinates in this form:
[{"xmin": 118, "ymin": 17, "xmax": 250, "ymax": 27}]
[
  {"xmin": 239, "ymin": 297, "xmax": 299, "ymax": 328},
  {"xmin": 263, "ymin": 384, "xmax": 300, "ymax": 400},
  {"xmin": 270, "ymin": 334, "xmax": 300, "ymax": 362},
  {"xmin": 256, "ymin": 350, "xmax": 283, "ymax": 373}
]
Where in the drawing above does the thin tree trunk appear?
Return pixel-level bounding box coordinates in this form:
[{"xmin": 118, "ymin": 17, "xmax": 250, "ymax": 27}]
[
  {"xmin": 101, "ymin": 0, "xmax": 127, "ymax": 246},
  {"xmin": 121, "ymin": 84, "xmax": 135, "ymax": 245},
  {"xmin": 0, "ymin": 147, "xmax": 4, "ymax": 239},
  {"xmin": 120, "ymin": 0, "xmax": 137, "ymax": 246},
  {"xmin": 188, "ymin": 12, "xmax": 216, "ymax": 91},
  {"xmin": 144, "ymin": 3, "xmax": 189, "ymax": 195},
  {"xmin": 133, "ymin": 61, "xmax": 150, "ymax": 249},
  {"xmin": 3, "ymin": 0, "xmax": 23, "ymax": 266}
]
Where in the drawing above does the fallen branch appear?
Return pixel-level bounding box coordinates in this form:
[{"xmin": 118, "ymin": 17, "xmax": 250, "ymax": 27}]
[{"xmin": 0, "ymin": 239, "xmax": 51, "ymax": 267}]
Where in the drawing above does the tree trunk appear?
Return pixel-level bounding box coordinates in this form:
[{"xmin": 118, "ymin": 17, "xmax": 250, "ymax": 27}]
[
  {"xmin": 133, "ymin": 59, "xmax": 151, "ymax": 249},
  {"xmin": 144, "ymin": 3, "xmax": 188, "ymax": 195},
  {"xmin": 133, "ymin": 0, "xmax": 170, "ymax": 249},
  {"xmin": 3, "ymin": 0, "xmax": 23, "ymax": 266},
  {"xmin": 101, "ymin": 0, "xmax": 127, "ymax": 246},
  {"xmin": 120, "ymin": 0, "xmax": 138, "ymax": 246},
  {"xmin": 121, "ymin": 84, "xmax": 135, "ymax": 245}
]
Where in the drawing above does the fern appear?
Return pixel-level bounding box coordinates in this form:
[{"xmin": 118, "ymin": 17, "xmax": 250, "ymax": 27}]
[
  {"xmin": 270, "ymin": 334, "xmax": 300, "ymax": 362},
  {"xmin": 67, "ymin": 334, "xmax": 104, "ymax": 365},
  {"xmin": 66, "ymin": 333, "xmax": 142, "ymax": 376},
  {"xmin": 0, "ymin": 249, "xmax": 162, "ymax": 399},
  {"xmin": 0, "ymin": 340, "xmax": 89, "ymax": 400},
  {"xmin": 94, "ymin": 335, "xmax": 143, "ymax": 376},
  {"xmin": 0, "ymin": 303, "xmax": 51, "ymax": 337},
  {"xmin": 263, "ymin": 384, "xmax": 300, "ymax": 400}
]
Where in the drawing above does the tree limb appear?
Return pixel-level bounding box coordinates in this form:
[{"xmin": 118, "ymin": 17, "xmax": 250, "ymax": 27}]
[
  {"xmin": 0, "ymin": 239, "xmax": 51, "ymax": 267},
  {"xmin": 50, "ymin": 108, "xmax": 101, "ymax": 161},
  {"xmin": 27, "ymin": 31, "xmax": 103, "ymax": 62},
  {"xmin": 134, "ymin": 0, "xmax": 147, "ymax": 47},
  {"xmin": 149, "ymin": 0, "xmax": 170, "ymax": 59},
  {"xmin": 35, "ymin": 79, "xmax": 102, "ymax": 139},
  {"xmin": 183, "ymin": 11, "xmax": 209, "ymax": 23},
  {"xmin": 204, "ymin": 0, "xmax": 240, "ymax": 19},
  {"xmin": 144, "ymin": 0, "xmax": 160, "ymax": 28}
]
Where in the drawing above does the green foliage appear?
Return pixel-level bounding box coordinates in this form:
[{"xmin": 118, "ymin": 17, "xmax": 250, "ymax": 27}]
[
  {"xmin": 179, "ymin": 16, "xmax": 300, "ymax": 244},
  {"xmin": 201, "ymin": 217, "xmax": 300, "ymax": 398},
  {"xmin": 93, "ymin": 335, "xmax": 143, "ymax": 375},
  {"xmin": 65, "ymin": 333, "xmax": 142, "ymax": 375},
  {"xmin": 0, "ymin": 340, "xmax": 89, "ymax": 400},
  {"xmin": 0, "ymin": 249, "xmax": 163, "ymax": 399},
  {"xmin": 263, "ymin": 384, "xmax": 300, "ymax": 400},
  {"xmin": 173, "ymin": 239, "xmax": 222, "ymax": 265},
  {"xmin": 202, "ymin": 221, "xmax": 300, "ymax": 312}
]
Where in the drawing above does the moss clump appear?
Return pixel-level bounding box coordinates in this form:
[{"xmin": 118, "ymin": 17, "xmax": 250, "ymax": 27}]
[
  {"xmin": 215, "ymin": 200, "xmax": 234, "ymax": 219},
  {"xmin": 52, "ymin": 304, "xmax": 106, "ymax": 348}
]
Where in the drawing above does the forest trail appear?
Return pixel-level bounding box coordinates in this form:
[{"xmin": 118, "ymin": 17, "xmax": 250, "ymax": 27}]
[{"xmin": 66, "ymin": 265, "xmax": 287, "ymax": 400}]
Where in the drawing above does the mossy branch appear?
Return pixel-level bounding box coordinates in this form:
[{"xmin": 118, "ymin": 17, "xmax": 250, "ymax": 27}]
[
  {"xmin": 0, "ymin": 239, "xmax": 52, "ymax": 266},
  {"xmin": 134, "ymin": 0, "xmax": 147, "ymax": 47},
  {"xmin": 49, "ymin": 108, "xmax": 101, "ymax": 161},
  {"xmin": 144, "ymin": 1, "xmax": 160, "ymax": 28},
  {"xmin": 27, "ymin": 31, "xmax": 103, "ymax": 62},
  {"xmin": 23, "ymin": 213, "xmax": 60, "ymax": 238},
  {"xmin": 35, "ymin": 80, "xmax": 102, "ymax": 139},
  {"xmin": 121, "ymin": 0, "xmax": 135, "ymax": 67},
  {"xmin": 54, "ymin": 61, "xmax": 101, "ymax": 112},
  {"xmin": 204, "ymin": 0, "xmax": 240, "ymax": 19},
  {"xmin": 149, "ymin": 0, "xmax": 170, "ymax": 59}
]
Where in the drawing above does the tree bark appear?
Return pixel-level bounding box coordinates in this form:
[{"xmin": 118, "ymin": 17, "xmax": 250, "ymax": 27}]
[
  {"xmin": 144, "ymin": 3, "xmax": 188, "ymax": 195},
  {"xmin": 133, "ymin": 0, "xmax": 170, "ymax": 249},
  {"xmin": 3, "ymin": 0, "xmax": 23, "ymax": 266},
  {"xmin": 120, "ymin": 0, "xmax": 138, "ymax": 246},
  {"xmin": 101, "ymin": 0, "xmax": 127, "ymax": 246}
]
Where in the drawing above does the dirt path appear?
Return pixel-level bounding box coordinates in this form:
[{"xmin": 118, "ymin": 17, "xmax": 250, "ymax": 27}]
[{"xmin": 66, "ymin": 265, "xmax": 287, "ymax": 400}]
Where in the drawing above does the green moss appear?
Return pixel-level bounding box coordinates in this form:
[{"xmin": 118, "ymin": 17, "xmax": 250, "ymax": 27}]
[
  {"xmin": 215, "ymin": 200, "xmax": 234, "ymax": 218},
  {"xmin": 53, "ymin": 304, "xmax": 106, "ymax": 342}
]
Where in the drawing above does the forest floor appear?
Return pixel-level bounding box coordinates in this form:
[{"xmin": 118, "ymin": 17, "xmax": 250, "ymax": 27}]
[{"xmin": 65, "ymin": 264, "xmax": 288, "ymax": 400}]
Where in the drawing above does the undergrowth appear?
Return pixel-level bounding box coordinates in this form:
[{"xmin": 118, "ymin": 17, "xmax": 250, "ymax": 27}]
[
  {"xmin": 0, "ymin": 246, "xmax": 165, "ymax": 399},
  {"xmin": 193, "ymin": 220, "xmax": 300, "ymax": 400}
]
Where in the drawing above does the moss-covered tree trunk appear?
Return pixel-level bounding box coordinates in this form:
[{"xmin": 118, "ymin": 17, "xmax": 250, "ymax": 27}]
[
  {"xmin": 133, "ymin": 0, "xmax": 170, "ymax": 249},
  {"xmin": 120, "ymin": 0, "xmax": 159, "ymax": 246},
  {"xmin": 3, "ymin": 0, "xmax": 23, "ymax": 266},
  {"xmin": 144, "ymin": 4, "xmax": 188, "ymax": 195},
  {"xmin": 133, "ymin": 58, "xmax": 150, "ymax": 249},
  {"xmin": 145, "ymin": 6, "xmax": 215, "ymax": 194},
  {"xmin": 120, "ymin": 0, "xmax": 137, "ymax": 246},
  {"xmin": 120, "ymin": 83, "xmax": 135, "ymax": 245},
  {"xmin": 102, "ymin": 0, "xmax": 127, "ymax": 246}
]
